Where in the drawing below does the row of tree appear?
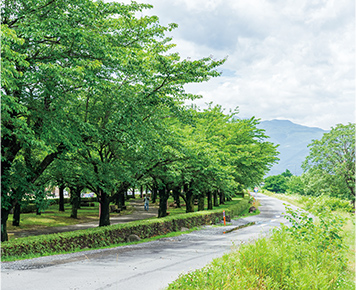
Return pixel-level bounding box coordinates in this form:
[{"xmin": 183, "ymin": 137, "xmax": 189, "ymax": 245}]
[
  {"xmin": 263, "ymin": 123, "xmax": 355, "ymax": 203},
  {"xmin": 1, "ymin": 0, "xmax": 278, "ymax": 241}
]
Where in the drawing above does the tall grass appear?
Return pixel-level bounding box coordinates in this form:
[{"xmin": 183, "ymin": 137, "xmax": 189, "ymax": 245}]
[
  {"xmin": 261, "ymin": 191, "xmax": 354, "ymax": 213},
  {"xmin": 167, "ymin": 203, "xmax": 354, "ymax": 289}
]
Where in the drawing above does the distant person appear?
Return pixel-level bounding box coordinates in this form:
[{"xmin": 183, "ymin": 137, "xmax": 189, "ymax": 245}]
[
  {"xmin": 144, "ymin": 195, "xmax": 149, "ymax": 211},
  {"xmin": 254, "ymin": 187, "xmax": 258, "ymax": 193}
]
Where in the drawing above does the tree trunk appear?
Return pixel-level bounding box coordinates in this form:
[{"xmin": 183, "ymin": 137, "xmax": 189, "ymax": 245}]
[
  {"xmin": 151, "ymin": 183, "xmax": 158, "ymax": 204},
  {"xmin": 213, "ymin": 191, "xmax": 219, "ymax": 207},
  {"xmin": 158, "ymin": 187, "xmax": 168, "ymax": 218},
  {"xmin": 131, "ymin": 187, "xmax": 135, "ymax": 199},
  {"xmin": 1, "ymin": 207, "xmax": 10, "ymax": 242},
  {"xmin": 99, "ymin": 190, "xmax": 110, "ymax": 226},
  {"xmin": 219, "ymin": 190, "xmax": 225, "ymax": 205},
  {"xmin": 59, "ymin": 185, "xmax": 65, "ymax": 212},
  {"xmin": 12, "ymin": 201, "xmax": 21, "ymax": 226},
  {"xmin": 70, "ymin": 186, "xmax": 82, "ymax": 219},
  {"xmin": 173, "ymin": 186, "xmax": 181, "ymax": 208},
  {"xmin": 185, "ymin": 184, "xmax": 194, "ymax": 213},
  {"xmin": 115, "ymin": 191, "xmax": 126, "ymax": 209},
  {"xmin": 198, "ymin": 195, "xmax": 205, "ymax": 211},
  {"xmin": 113, "ymin": 183, "xmax": 129, "ymax": 209},
  {"xmin": 207, "ymin": 191, "xmax": 213, "ymax": 210},
  {"xmin": 140, "ymin": 185, "xmax": 144, "ymax": 199}
]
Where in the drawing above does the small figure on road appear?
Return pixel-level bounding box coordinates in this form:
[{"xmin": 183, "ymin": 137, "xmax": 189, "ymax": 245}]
[{"xmin": 144, "ymin": 195, "xmax": 149, "ymax": 211}]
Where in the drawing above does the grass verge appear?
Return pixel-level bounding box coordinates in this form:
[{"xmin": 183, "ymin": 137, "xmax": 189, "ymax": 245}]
[
  {"xmin": 262, "ymin": 190, "xmax": 355, "ymax": 284},
  {"xmin": 166, "ymin": 193, "xmax": 355, "ymax": 289}
]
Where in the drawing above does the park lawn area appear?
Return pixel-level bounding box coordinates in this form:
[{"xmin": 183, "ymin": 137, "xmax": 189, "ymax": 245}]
[
  {"xmin": 6, "ymin": 202, "xmax": 134, "ymax": 232},
  {"xmin": 7, "ymin": 203, "xmax": 100, "ymax": 231},
  {"xmin": 6, "ymin": 196, "xmax": 249, "ymax": 240}
]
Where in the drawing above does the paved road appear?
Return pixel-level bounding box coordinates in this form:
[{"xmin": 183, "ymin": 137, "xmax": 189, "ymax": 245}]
[{"xmin": 1, "ymin": 193, "xmax": 299, "ymax": 290}]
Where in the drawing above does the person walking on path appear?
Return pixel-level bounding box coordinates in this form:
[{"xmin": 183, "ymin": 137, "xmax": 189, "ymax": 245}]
[{"xmin": 144, "ymin": 195, "xmax": 149, "ymax": 211}]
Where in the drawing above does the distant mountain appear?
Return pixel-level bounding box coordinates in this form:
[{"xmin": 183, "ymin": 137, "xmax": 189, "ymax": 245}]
[{"xmin": 257, "ymin": 120, "xmax": 327, "ymax": 176}]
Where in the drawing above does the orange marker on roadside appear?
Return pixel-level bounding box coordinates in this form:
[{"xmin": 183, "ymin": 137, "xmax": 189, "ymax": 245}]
[{"xmin": 223, "ymin": 210, "xmax": 226, "ymax": 226}]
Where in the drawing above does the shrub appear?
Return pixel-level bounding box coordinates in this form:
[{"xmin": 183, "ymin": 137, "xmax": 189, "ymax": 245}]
[
  {"xmin": 299, "ymin": 195, "xmax": 354, "ymax": 213},
  {"xmin": 20, "ymin": 204, "xmax": 37, "ymax": 214}
]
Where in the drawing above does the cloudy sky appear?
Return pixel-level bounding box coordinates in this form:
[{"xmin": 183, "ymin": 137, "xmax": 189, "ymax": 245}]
[{"xmin": 127, "ymin": 0, "xmax": 355, "ymax": 130}]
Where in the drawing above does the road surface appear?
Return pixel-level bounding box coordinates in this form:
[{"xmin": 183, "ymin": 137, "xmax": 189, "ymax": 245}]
[{"xmin": 1, "ymin": 193, "xmax": 299, "ymax": 290}]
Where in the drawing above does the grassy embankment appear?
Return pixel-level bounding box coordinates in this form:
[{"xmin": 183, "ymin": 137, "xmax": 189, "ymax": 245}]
[{"xmin": 167, "ymin": 191, "xmax": 355, "ymax": 289}]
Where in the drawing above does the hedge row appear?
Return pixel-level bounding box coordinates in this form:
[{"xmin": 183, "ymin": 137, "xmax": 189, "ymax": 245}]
[{"xmin": 1, "ymin": 198, "xmax": 250, "ymax": 259}]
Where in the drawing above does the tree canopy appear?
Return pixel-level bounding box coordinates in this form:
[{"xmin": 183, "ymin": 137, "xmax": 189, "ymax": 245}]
[
  {"xmin": 1, "ymin": 0, "xmax": 279, "ymax": 241},
  {"xmin": 263, "ymin": 169, "xmax": 291, "ymax": 193},
  {"xmin": 302, "ymin": 123, "xmax": 355, "ymax": 203}
]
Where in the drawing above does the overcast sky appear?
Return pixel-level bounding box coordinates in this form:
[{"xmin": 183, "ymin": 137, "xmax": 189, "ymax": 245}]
[{"xmin": 125, "ymin": 0, "xmax": 355, "ymax": 130}]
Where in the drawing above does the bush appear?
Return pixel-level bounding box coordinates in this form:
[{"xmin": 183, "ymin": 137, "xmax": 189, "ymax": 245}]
[
  {"xmin": 1, "ymin": 198, "xmax": 250, "ymax": 259},
  {"xmin": 299, "ymin": 195, "xmax": 354, "ymax": 213},
  {"xmin": 20, "ymin": 204, "xmax": 37, "ymax": 214},
  {"xmin": 49, "ymin": 198, "xmax": 71, "ymax": 205}
]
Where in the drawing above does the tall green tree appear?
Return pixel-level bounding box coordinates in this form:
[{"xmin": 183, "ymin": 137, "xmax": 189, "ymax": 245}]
[
  {"xmin": 263, "ymin": 173, "xmax": 289, "ymax": 193},
  {"xmin": 302, "ymin": 123, "xmax": 355, "ymax": 203},
  {"xmin": 160, "ymin": 104, "xmax": 279, "ymax": 212},
  {"xmin": 1, "ymin": 0, "xmax": 224, "ymax": 239}
]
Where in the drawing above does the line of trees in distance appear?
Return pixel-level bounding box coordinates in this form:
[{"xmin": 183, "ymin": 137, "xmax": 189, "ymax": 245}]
[{"xmin": 263, "ymin": 123, "xmax": 355, "ymax": 204}]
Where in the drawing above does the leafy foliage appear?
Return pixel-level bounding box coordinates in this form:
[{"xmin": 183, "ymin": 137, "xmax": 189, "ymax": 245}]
[
  {"xmin": 263, "ymin": 169, "xmax": 291, "ymax": 193},
  {"xmin": 1, "ymin": 0, "xmax": 278, "ymax": 241},
  {"xmin": 302, "ymin": 123, "xmax": 355, "ymax": 203}
]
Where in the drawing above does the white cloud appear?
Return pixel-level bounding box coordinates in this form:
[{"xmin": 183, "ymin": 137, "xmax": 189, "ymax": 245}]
[{"xmin": 123, "ymin": 0, "xmax": 355, "ymax": 129}]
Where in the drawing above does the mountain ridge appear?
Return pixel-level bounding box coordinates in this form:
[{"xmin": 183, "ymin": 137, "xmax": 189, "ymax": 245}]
[{"xmin": 257, "ymin": 119, "xmax": 328, "ymax": 176}]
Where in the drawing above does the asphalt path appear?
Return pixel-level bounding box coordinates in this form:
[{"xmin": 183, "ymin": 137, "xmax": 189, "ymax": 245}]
[{"xmin": 1, "ymin": 193, "xmax": 300, "ymax": 290}]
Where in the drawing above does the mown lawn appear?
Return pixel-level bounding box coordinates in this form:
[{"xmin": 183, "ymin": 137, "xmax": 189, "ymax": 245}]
[
  {"xmin": 7, "ymin": 202, "xmax": 134, "ymax": 233},
  {"xmin": 6, "ymin": 195, "xmax": 248, "ymax": 233}
]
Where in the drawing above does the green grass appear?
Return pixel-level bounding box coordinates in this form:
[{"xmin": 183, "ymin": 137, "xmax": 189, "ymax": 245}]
[
  {"xmin": 7, "ymin": 202, "xmax": 134, "ymax": 233},
  {"xmin": 261, "ymin": 190, "xmax": 355, "ymax": 283},
  {"xmin": 167, "ymin": 193, "xmax": 355, "ymax": 289},
  {"xmin": 168, "ymin": 226, "xmax": 351, "ymax": 289}
]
